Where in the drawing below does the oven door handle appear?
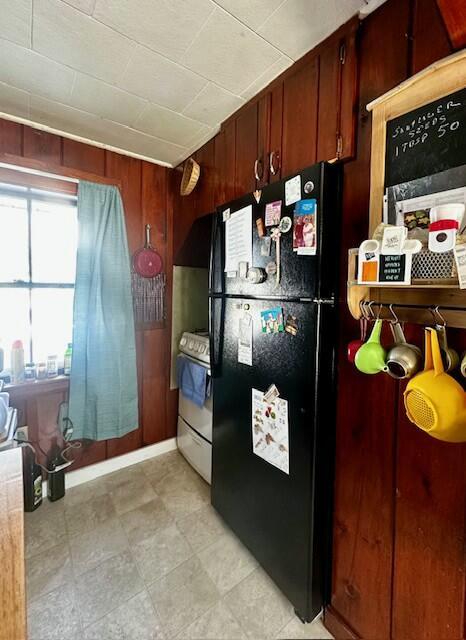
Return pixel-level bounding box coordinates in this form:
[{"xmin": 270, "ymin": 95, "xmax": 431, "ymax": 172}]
[{"xmin": 178, "ymin": 352, "xmax": 211, "ymax": 376}]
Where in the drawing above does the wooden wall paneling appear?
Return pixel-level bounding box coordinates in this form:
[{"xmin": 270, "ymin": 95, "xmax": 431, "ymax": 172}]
[
  {"xmin": 214, "ymin": 120, "xmax": 236, "ymax": 207},
  {"xmin": 194, "ymin": 138, "xmax": 216, "ymax": 217},
  {"xmin": 339, "ymin": 23, "xmax": 359, "ymax": 160},
  {"xmin": 282, "ymin": 57, "xmax": 319, "ymax": 176},
  {"xmin": 68, "ymin": 438, "xmax": 107, "ymax": 471},
  {"xmin": 331, "ymin": 372, "xmax": 398, "ymax": 640},
  {"xmin": 392, "ymin": 378, "xmax": 466, "ymax": 640},
  {"xmin": 23, "ymin": 126, "xmax": 61, "ymax": 165},
  {"xmin": 269, "ymin": 82, "xmax": 284, "ymax": 183},
  {"xmin": 257, "ymin": 92, "xmax": 271, "ymax": 188},
  {"xmin": 328, "ymin": 1, "xmax": 411, "ymax": 638},
  {"xmin": 62, "ymin": 138, "xmax": 106, "ymax": 175},
  {"xmin": 141, "ymin": 161, "xmax": 169, "ymax": 444},
  {"xmin": 105, "ymin": 151, "xmax": 143, "ymax": 456},
  {"xmin": 0, "ymin": 448, "xmax": 26, "ymax": 640},
  {"xmin": 0, "ymin": 120, "xmax": 22, "ymax": 155},
  {"xmin": 317, "ymin": 42, "xmax": 341, "ymax": 162},
  {"xmin": 436, "ymin": 0, "xmax": 466, "ymax": 49},
  {"xmin": 105, "ymin": 151, "xmax": 142, "ymax": 254},
  {"xmin": 172, "ymin": 176, "xmax": 197, "ymax": 260},
  {"xmin": 412, "ymin": 0, "xmax": 452, "ymax": 74},
  {"xmin": 235, "ymin": 102, "xmax": 258, "ymax": 197}
]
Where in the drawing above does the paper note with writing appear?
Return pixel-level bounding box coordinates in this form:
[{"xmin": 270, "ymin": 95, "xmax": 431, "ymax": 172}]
[
  {"xmin": 454, "ymin": 244, "xmax": 466, "ymax": 289},
  {"xmin": 252, "ymin": 388, "xmax": 289, "ymax": 475},
  {"xmin": 238, "ymin": 313, "xmax": 253, "ymax": 366},
  {"xmin": 285, "ymin": 175, "xmax": 301, "ymax": 206},
  {"xmin": 224, "ymin": 205, "xmax": 252, "ymax": 272}
]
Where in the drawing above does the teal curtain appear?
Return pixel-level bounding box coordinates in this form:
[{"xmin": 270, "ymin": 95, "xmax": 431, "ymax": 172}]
[{"xmin": 69, "ymin": 181, "xmax": 138, "ymax": 441}]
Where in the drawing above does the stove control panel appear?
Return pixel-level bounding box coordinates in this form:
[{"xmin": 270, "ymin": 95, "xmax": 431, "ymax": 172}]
[{"xmin": 179, "ymin": 332, "xmax": 211, "ymax": 365}]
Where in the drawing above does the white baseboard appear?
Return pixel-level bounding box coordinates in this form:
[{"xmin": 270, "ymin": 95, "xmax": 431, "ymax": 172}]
[{"xmin": 43, "ymin": 438, "xmax": 178, "ymax": 494}]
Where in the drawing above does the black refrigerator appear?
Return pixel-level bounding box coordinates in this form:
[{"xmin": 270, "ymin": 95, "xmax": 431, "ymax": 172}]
[{"xmin": 209, "ymin": 162, "xmax": 342, "ymax": 622}]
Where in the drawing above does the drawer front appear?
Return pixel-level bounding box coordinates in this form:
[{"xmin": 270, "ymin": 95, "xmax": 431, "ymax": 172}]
[{"xmin": 177, "ymin": 416, "xmax": 212, "ymax": 484}]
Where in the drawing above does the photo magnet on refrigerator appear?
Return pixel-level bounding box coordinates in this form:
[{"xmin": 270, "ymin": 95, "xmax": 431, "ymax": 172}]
[
  {"xmin": 285, "ymin": 315, "xmax": 298, "ymax": 336},
  {"xmin": 293, "ymin": 199, "xmax": 317, "ymax": 255},
  {"xmin": 260, "ymin": 307, "xmax": 284, "ymax": 334},
  {"xmin": 265, "ymin": 200, "xmax": 282, "ymax": 226},
  {"xmin": 285, "ymin": 175, "xmax": 302, "ymax": 206}
]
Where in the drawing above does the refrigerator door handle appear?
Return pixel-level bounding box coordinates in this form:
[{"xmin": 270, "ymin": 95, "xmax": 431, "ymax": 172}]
[
  {"xmin": 209, "ymin": 295, "xmax": 223, "ymax": 378},
  {"xmin": 209, "ymin": 211, "xmax": 218, "ymax": 294}
]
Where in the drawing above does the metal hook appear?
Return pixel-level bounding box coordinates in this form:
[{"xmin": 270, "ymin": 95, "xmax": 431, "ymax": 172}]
[
  {"xmin": 435, "ymin": 306, "xmax": 447, "ymax": 327},
  {"xmin": 367, "ymin": 300, "xmax": 376, "ymax": 320},
  {"xmin": 359, "ymin": 299, "xmax": 366, "ymax": 320},
  {"xmin": 388, "ymin": 303, "xmax": 399, "ymax": 324},
  {"xmin": 429, "ymin": 306, "xmax": 446, "ymax": 327}
]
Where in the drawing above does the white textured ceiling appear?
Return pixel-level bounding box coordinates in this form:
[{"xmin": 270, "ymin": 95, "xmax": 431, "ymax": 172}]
[{"xmin": 0, "ymin": 0, "xmax": 371, "ymax": 167}]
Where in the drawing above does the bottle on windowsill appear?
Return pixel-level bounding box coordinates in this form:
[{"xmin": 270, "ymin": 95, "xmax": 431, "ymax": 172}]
[
  {"xmin": 11, "ymin": 340, "xmax": 25, "ymax": 384},
  {"xmin": 64, "ymin": 343, "xmax": 72, "ymax": 376}
]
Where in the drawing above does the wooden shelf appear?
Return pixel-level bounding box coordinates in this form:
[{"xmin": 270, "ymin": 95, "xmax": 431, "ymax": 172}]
[{"xmin": 347, "ymin": 248, "xmax": 466, "ymax": 328}]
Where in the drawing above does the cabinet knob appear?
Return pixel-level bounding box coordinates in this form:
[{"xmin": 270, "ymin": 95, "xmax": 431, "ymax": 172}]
[
  {"xmin": 254, "ymin": 158, "xmax": 263, "ymax": 181},
  {"xmin": 269, "ymin": 150, "xmax": 280, "ymax": 176}
]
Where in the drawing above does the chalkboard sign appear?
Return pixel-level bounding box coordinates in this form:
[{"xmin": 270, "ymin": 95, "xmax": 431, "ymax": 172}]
[
  {"xmin": 379, "ymin": 254, "xmax": 408, "ymax": 283},
  {"xmin": 385, "ymin": 87, "xmax": 466, "ymax": 187}
]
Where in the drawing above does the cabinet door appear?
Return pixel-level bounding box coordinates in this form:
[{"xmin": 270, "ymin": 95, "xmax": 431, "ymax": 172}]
[
  {"xmin": 317, "ymin": 27, "xmax": 358, "ymax": 162},
  {"xmin": 235, "ymin": 102, "xmax": 258, "ymax": 197},
  {"xmin": 282, "ymin": 58, "xmax": 319, "ymax": 176},
  {"xmin": 268, "ymin": 83, "xmax": 284, "ymax": 184},
  {"xmin": 317, "ymin": 41, "xmax": 341, "ymax": 162},
  {"xmin": 339, "ymin": 24, "xmax": 358, "ymax": 160},
  {"xmin": 256, "ymin": 93, "xmax": 271, "ymax": 189},
  {"xmin": 256, "ymin": 83, "xmax": 284, "ymax": 188}
]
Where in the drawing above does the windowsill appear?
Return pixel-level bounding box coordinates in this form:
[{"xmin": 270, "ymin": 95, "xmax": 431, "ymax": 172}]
[{"xmin": 5, "ymin": 375, "xmax": 69, "ymax": 398}]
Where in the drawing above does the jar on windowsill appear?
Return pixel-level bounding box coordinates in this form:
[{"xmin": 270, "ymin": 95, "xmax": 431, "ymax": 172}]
[
  {"xmin": 36, "ymin": 362, "xmax": 47, "ymax": 380},
  {"xmin": 24, "ymin": 364, "xmax": 36, "ymax": 381},
  {"xmin": 47, "ymin": 356, "xmax": 58, "ymax": 378}
]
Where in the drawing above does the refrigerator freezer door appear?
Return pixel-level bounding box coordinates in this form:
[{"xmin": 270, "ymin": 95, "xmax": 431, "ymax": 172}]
[
  {"xmin": 211, "ymin": 163, "xmax": 341, "ymax": 300},
  {"xmin": 211, "ymin": 297, "xmax": 336, "ymax": 620}
]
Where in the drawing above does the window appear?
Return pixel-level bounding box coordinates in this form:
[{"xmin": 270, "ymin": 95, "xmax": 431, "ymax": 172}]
[{"xmin": 0, "ymin": 182, "xmax": 77, "ymax": 371}]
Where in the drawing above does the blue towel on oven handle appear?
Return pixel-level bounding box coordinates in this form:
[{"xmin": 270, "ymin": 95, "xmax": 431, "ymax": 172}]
[{"xmin": 176, "ymin": 354, "xmax": 210, "ymax": 408}]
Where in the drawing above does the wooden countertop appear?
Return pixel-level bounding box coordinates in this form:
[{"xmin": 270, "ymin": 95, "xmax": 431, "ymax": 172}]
[{"xmin": 0, "ymin": 447, "xmax": 26, "ymax": 640}]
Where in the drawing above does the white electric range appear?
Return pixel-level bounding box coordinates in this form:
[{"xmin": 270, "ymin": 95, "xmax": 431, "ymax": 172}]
[{"xmin": 177, "ymin": 331, "xmax": 212, "ymax": 484}]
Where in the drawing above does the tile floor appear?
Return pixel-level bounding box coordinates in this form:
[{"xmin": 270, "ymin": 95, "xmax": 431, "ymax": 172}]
[{"xmin": 25, "ymin": 450, "xmax": 334, "ymax": 640}]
